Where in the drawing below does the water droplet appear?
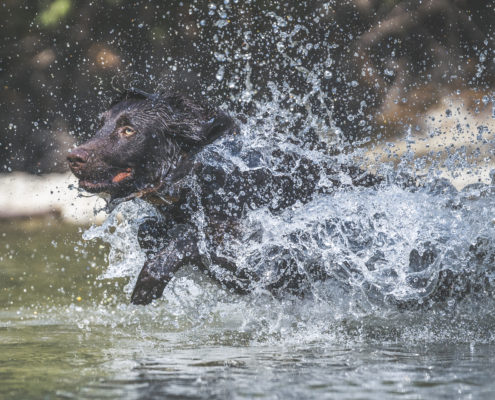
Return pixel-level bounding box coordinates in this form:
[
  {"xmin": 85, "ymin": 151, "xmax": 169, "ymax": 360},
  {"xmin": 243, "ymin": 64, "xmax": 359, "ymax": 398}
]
[
  {"xmin": 216, "ymin": 19, "xmax": 229, "ymax": 28},
  {"xmin": 324, "ymin": 70, "xmax": 332, "ymax": 79},
  {"xmin": 214, "ymin": 52, "xmax": 226, "ymax": 62},
  {"xmin": 216, "ymin": 66, "xmax": 225, "ymax": 81}
]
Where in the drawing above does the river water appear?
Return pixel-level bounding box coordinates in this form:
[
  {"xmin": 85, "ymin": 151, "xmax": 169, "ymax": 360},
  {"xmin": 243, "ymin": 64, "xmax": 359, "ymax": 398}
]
[
  {"xmin": 3, "ymin": 100, "xmax": 495, "ymax": 399},
  {"xmin": 2, "ymin": 146, "xmax": 495, "ymax": 399},
  {"xmin": 1, "ymin": 222, "xmax": 495, "ymax": 399}
]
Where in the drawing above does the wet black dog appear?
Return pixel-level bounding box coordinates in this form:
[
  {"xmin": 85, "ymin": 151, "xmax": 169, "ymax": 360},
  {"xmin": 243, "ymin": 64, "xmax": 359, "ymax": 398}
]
[{"xmin": 67, "ymin": 89, "xmax": 381, "ymax": 305}]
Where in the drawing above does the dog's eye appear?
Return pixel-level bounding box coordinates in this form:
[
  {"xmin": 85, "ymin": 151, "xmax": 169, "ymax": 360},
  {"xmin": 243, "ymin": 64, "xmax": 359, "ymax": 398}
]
[{"xmin": 120, "ymin": 126, "xmax": 136, "ymax": 137}]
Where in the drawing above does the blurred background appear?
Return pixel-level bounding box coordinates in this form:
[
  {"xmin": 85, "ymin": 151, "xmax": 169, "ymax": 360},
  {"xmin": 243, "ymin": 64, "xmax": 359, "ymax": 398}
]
[
  {"xmin": 1, "ymin": 0, "xmax": 495, "ymax": 221},
  {"xmin": 2, "ymin": 3, "xmax": 495, "ymax": 398}
]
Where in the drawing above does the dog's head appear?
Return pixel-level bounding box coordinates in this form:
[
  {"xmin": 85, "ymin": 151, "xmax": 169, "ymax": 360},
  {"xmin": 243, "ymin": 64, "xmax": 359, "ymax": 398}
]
[{"xmin": 67, "ymin": 89, "xmax": 234, "ymax": 198}]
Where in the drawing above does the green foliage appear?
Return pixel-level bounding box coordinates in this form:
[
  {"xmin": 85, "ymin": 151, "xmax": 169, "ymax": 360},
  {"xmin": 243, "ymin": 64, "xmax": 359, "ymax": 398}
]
[{"xmin": 38, "ymin": 0, "xmax": 72, "ymax": 27}]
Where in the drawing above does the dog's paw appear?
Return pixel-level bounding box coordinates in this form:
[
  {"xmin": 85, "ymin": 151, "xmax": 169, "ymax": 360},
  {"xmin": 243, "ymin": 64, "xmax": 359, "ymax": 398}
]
[{"xmin": 130, "ymin": 275, "xmax": 166, "ymax": 305}]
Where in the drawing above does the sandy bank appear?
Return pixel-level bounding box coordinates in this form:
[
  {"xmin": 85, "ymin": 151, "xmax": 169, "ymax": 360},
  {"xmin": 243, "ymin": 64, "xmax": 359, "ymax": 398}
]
[{"xmin": 0, "ymin": 172, "xmax": 107, "ymax": 225}]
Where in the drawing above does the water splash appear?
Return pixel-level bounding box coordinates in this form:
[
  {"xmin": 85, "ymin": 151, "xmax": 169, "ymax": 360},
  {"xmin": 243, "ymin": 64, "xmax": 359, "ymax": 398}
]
[
  {"xmin": 78, "ymin": 95, "xmax": 495, "ymax": 345},
  {"xmin": 77, "ymin": 6, "xmax": 495, "ymax": 344},
  {"xmin": 83, "ymin": 199, "xmax": 159, "ymax": 292}
]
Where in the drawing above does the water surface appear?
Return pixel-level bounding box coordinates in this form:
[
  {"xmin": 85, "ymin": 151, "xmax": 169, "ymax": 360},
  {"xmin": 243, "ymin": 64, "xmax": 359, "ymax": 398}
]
[{"xmin": 1, "ymin": 221, "xmax": 495, "ymax": 399}]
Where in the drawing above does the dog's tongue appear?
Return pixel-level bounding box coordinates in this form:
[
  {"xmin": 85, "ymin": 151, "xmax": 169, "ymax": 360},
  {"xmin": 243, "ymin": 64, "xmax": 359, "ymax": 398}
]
[{"xmin": 112, "ymin": 169, "xmax": 132, "ymax": 183}]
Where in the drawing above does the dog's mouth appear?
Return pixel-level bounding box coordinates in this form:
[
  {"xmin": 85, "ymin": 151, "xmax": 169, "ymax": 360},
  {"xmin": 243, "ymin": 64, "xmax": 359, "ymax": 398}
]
[{"xmin": 78, "ymin": 168, "xmax": 135, "ymax": 193}]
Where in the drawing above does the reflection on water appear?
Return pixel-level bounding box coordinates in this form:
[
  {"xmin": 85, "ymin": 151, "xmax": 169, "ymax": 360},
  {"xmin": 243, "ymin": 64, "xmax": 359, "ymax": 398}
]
[
  {"xmin": 86, "ymin": 342, "xmax": 495, "ymax": 400},
  {"xmin": 2, "ymin": 321, "xmax": 495, "ymax": 399},
  {"xmin": 1, "ymin": 222, "xmax": 495, "ymax": 399}
]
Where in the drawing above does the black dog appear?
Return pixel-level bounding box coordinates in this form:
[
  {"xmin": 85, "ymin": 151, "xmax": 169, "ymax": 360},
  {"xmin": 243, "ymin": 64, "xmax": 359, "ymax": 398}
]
[{"xmin": 68, "ymin": 89, "xmax": 384, "ymax": 305}]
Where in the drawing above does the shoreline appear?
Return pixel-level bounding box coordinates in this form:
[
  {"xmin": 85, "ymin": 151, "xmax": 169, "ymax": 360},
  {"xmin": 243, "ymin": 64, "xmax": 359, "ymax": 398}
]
[
  {"xmin": 1, "ymin": 165, "xmax": 493, "ymax": 225},
  {"xmin": 0, "ymin": 172, "xmax": 107, "ymax": 225}
]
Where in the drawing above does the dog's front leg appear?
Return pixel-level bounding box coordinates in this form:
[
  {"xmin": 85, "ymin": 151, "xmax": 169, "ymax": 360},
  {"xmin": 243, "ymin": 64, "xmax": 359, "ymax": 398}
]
[{"xmin": 130, "ymin": 236, "xmax": 198, "ymax": 305}]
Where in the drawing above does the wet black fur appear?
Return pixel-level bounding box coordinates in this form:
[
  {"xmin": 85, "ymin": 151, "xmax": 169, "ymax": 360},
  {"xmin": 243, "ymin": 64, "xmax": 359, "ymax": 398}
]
[
  {"xmin": 68, "ymin": 89, "xmax": 495, "ymax": 309},
  {"xmin": 67, "ymin": 89, "xmax": 387, "ymax": 305}
]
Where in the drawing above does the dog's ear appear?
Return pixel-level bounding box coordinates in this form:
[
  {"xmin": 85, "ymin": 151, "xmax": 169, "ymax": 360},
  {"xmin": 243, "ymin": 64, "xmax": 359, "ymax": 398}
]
[
  {"xmin": 171, "ymin": 113, "xmax": 237, "ymax": 154},
  {"xmin": 199, "ymin": 113, "xmax": 237, "ymax": 146},
  {"xmin": 164, "ymin": 95, "xmax": 237, "ymax": 151}
]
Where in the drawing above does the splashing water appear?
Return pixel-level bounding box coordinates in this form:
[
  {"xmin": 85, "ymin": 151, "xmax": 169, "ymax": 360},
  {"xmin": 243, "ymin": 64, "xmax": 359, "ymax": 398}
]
[
  {"xmin": 83, "ymin": 199, "xmax": 159, "ymax": 292},
  {"xmin": 5, "ymin": 3, "xmax": 495, "ymax": 399},
  {"xmin": 77, "ymin": 5, "xmax": 495, "ymax": 345},
  {"xmin": 80, "ymin": 93, "xmax": 495, "ymax": 345}
]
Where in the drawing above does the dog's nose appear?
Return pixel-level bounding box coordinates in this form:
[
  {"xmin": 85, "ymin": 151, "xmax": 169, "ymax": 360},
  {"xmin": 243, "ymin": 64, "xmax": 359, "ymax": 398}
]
[{"xmin": 67, "ymin": 148, "xmax": 89, "ymax": 166}]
